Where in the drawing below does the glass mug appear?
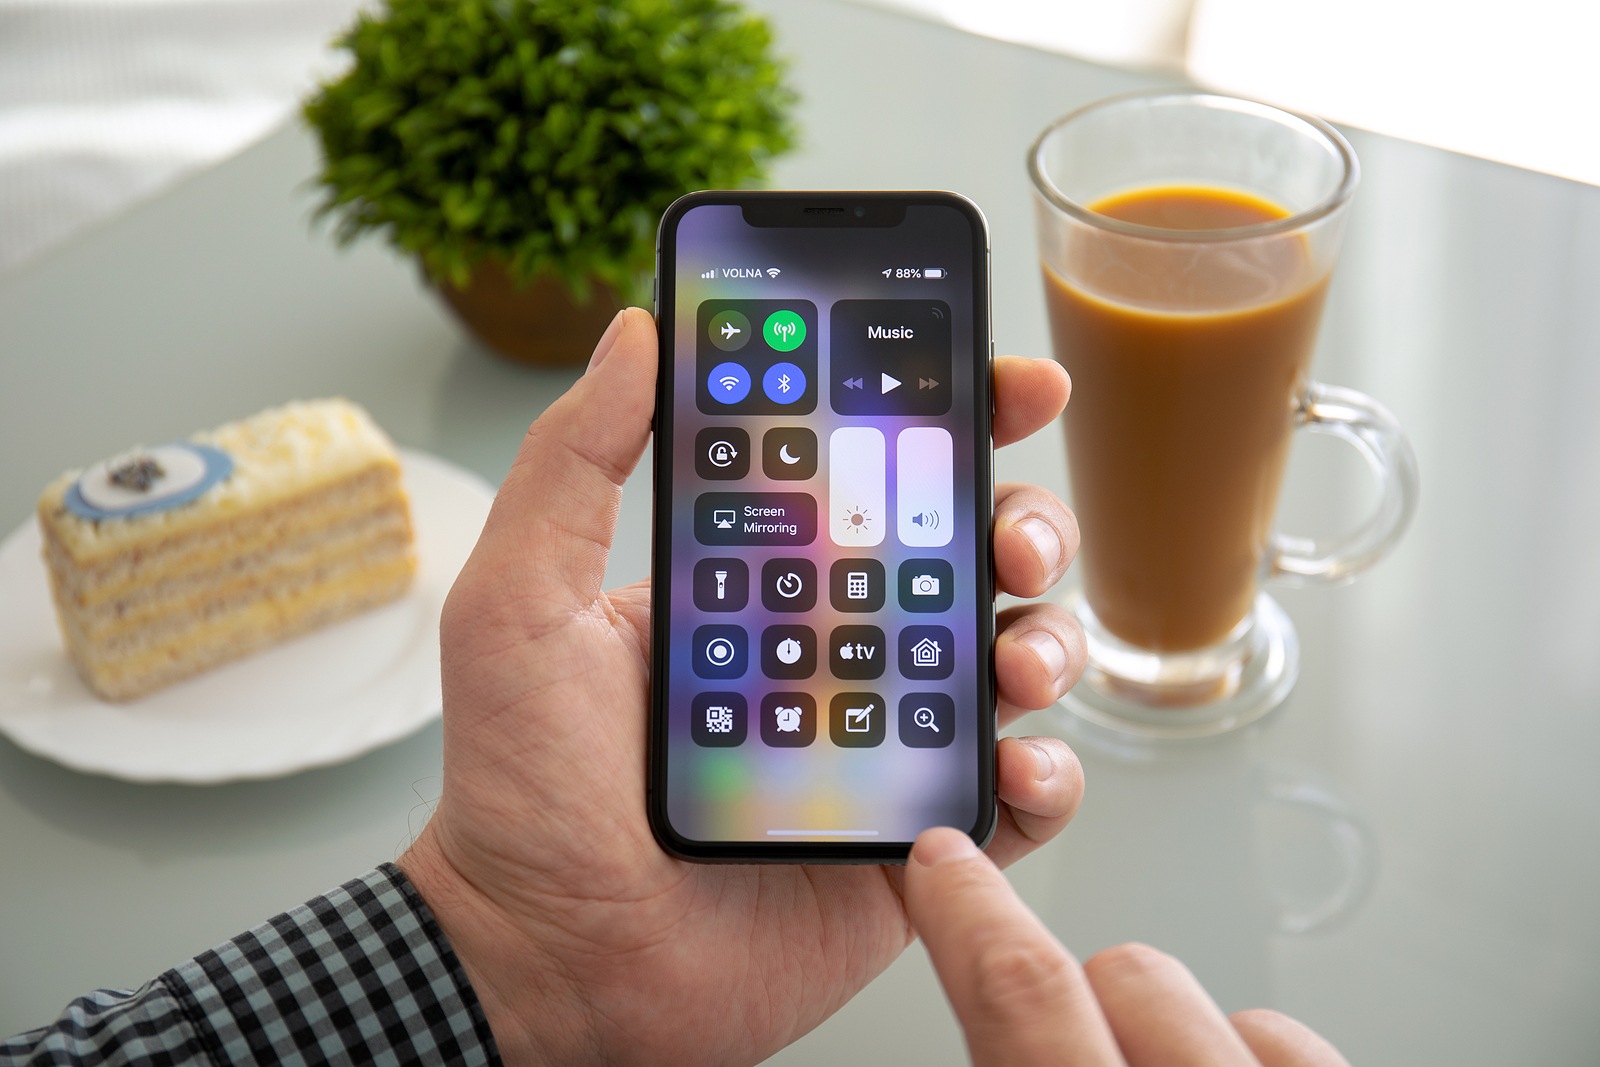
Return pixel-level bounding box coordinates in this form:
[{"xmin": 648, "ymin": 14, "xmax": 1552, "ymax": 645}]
[{"xmin": 1029, "ymin": 90, "xmax": 1418, "ymax": 742}]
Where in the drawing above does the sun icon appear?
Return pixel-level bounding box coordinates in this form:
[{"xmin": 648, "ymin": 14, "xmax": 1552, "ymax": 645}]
[{"xmin": 841, "ymin": 506, "xmax": 872, "ymax": 535}]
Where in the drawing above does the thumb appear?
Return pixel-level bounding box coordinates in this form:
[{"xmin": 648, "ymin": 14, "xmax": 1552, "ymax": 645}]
[{"xmin": 473, "ymin": 307, "xmax": 657, "ymax": 611}]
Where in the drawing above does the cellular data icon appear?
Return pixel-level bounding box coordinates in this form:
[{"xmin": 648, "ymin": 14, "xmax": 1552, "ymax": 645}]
[
  {"xmin": 696, "ymin": 300, "xmax": 817, "ymax": 415},
  {"xmin": 763, "ymin": 309, "xmax": 806, "ymax": 352}
]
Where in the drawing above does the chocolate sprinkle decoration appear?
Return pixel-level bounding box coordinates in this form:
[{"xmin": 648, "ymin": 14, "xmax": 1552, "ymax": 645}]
[{"xmin": 108, "ymin": 456, "xmax": 165, "ymax": 493}]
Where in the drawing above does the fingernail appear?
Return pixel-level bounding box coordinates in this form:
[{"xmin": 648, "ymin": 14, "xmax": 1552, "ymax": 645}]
[
  {"xmin": 586, "ymin": 310, "xmax": 628, "ymax": 373},
  {"xmin": 1015, "ymin": 516, "xmax": 1061, "ymax": 573},
  {"xmin": 1025, "ymin": 739, "xmax": 1056, "ymax": 781},
  {"xmin": 912, "ymin": 827, "xmax": 980, "ymax": 867},
  {"xmin": 1019, "ymin": 629, "xmax": 1068, "ymax": 685}
]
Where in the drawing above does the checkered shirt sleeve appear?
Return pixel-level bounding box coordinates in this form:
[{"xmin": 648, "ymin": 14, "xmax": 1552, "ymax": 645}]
[{"xmin": 0, "ymin": 863, "xmax": 501, "ymax": 1065}]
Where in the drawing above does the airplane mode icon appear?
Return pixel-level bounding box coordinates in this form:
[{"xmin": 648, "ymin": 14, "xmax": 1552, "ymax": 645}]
[{"xmin": 720, "ymin": 322, "xmax": 742, "ymax": 340}]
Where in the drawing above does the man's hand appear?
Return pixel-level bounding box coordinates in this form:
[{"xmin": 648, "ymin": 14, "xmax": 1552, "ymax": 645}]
[
  {"xmin": 400, "ymin": 308, "xmax": 1087, "ymax": 1066},
  {"xmin": 906, "ymin": 827, "xmax": 1352, "ymax": 1067}
]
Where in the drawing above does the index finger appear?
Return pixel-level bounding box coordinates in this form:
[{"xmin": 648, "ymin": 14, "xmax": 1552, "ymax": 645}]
[
  {"xmin": 905, "ymin": 828, "xmax": 1123, "ymax": 1067},
  {"xmin": 994, "ymin": 354, "xmax": 1070, "ymax": 448}
]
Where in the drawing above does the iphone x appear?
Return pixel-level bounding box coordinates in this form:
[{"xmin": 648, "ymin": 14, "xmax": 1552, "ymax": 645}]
[{"xmin": 648, "ymin": 191, "xmax": 995, "ymax": 862}]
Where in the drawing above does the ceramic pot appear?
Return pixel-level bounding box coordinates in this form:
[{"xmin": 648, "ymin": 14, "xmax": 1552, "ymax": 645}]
[{"xmin": 431, "ymin": 259, "xmax": 621, "ymax": 365}]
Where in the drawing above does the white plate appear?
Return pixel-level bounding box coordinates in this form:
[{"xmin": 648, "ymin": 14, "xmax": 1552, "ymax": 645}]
[{"xmin": 0, "ymin": 449, "xmax": 494, "ymax": 784}]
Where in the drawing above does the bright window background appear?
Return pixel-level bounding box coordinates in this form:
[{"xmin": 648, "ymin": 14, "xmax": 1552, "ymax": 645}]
[
  {"xmin": 868, "ymin": 0, "xmax": 1600, "ymax": 187},
  {"xmin": 0, "ymin": 0, "xmax": 366, "ymax": 276},
  {"xmin": 1, "ymin": 0, "xmax": 1594, "ymax": 277}
]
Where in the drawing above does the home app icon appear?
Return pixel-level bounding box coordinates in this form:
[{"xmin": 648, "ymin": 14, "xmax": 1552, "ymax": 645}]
[{"xmin": 898, "ymin": 625, "xmax": 953, "ymax": 680}]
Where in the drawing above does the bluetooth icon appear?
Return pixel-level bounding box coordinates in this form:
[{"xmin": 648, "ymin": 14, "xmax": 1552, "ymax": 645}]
[{"xmin": 763, "ymin": 362, "xmax": 806, "ymax": 405}]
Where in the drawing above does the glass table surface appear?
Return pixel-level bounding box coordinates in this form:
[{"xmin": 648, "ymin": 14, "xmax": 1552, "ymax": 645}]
[{"xmin": 2, "ymin": 3, "xmax": 1596, "ymax": 1062}]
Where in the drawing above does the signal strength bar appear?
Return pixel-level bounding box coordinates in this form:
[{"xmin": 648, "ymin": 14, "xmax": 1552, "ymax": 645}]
[{"xmin": 700, "ymin": 269, "xmax": 715, "ymax": 279}]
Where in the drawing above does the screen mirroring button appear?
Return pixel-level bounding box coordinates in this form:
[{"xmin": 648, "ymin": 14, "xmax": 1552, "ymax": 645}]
[{"xmin": 694, "ymin": 492, "xmax": 819, "ymax": 546}]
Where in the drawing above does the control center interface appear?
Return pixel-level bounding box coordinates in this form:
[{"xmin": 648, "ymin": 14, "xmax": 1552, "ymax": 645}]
[
  {"xmin": 683, "ymin": 297, "xmax": 961, "ymax": 753},
  {"xmin": 655, "ymin": 194, "xmax": 990, "ymax": 852}
]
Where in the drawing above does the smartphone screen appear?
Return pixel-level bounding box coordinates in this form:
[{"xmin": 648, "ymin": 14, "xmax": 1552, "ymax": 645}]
[{"xmin": 649, "ymin": 192, "xmax": 994, "ymax": 862}]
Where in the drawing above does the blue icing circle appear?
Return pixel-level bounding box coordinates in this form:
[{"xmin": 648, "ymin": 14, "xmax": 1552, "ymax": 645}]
[{"xmin": 65, "ymin": 443, "xmax": 234, "ymax": 521}]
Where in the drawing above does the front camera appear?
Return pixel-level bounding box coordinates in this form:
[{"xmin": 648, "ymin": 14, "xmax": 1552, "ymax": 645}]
[{"xmin": 853, "ymin": 205, "xmax": 866, "ymax": 218}]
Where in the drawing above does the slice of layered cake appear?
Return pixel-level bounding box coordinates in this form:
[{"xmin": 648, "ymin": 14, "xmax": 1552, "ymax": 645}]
[{"xmin": 37, "ymin": 399, "xmax": 417, "ymax": 701}]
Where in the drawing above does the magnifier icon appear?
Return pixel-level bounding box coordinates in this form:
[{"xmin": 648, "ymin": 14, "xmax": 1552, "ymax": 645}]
[{"xmin": 914, "ymin": 707, "xmax": 938, "ymax": 732}]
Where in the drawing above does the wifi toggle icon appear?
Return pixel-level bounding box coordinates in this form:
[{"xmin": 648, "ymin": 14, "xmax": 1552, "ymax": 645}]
[{"xmin": 706, "ymin": 362, "xmax": 752, "ymax": 403}]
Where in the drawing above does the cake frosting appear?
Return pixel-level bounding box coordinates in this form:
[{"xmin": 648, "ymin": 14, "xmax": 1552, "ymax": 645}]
[{"xmin": 37, "ymin": 398, "xmax": 418, "ymax": 701}]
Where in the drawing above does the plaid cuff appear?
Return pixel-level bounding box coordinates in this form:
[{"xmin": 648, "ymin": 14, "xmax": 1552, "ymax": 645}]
[
  {"xmin": 165, "ymin": 863, "xmax": 499, "ymax": 1066},
  {"xmin": 0, "ymin": 980, "xmax": 208, "ymax": 1065}
]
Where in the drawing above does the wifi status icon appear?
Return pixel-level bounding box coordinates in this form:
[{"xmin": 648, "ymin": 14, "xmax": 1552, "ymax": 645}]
[
  {"xmin": 706, "ymin": 362, "xmax": 751, "ymax": 404},
  {"xmin": 766, "ymin": 267, "xmax": 782, "ymax": 278}
]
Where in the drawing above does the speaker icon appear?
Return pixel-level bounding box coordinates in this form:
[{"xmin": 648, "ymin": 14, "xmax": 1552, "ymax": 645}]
[{"xmin": 910, "ymin": 510, "xmax": 940, "ymax": 530}]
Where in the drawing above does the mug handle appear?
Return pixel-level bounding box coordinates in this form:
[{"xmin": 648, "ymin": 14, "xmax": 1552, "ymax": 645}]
[{"xmin": 1268, "ymin": 382, "xmax": 1420, "ymax": 587}]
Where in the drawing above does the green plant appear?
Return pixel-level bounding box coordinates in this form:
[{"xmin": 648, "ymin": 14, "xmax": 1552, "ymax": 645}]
[{"xmin": 303, "ymin": 0, "xmax": 796, "ymax": 298}]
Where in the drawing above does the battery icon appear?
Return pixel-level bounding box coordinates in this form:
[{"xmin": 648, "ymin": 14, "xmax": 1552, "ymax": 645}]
[{"xmin": 924, "ymin": 267, "xmax": 946, "ymax": 279}]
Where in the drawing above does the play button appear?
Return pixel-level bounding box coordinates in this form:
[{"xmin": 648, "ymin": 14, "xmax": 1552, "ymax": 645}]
[{"xmin": 881, "ymin": 372, "xmax": 901, "ymax": 394}]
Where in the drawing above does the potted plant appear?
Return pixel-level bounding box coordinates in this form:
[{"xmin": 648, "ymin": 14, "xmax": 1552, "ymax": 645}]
[{"xmin": 303, "ymin": 0, "xmax": 795, "ymax": 364}]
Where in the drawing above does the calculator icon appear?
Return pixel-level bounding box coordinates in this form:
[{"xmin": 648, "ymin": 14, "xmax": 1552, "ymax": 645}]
[
  {"xmin": 830, "ymin": 558, "xmax": 885, "ymax": 612},
  {"xmin": 846, "ymin": 571, "xmax": 869, "ymax": 600}
]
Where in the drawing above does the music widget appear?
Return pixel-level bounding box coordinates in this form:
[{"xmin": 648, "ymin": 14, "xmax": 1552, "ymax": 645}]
[{"xmin": 830, "ymin": 300, "xmax": 951, "ymax": 417}]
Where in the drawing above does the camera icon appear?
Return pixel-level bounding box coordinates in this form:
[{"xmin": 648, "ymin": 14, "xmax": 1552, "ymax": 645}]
[{"xmin": 899, "ymin": 560, "xmax": 953, "ymax": 612}]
